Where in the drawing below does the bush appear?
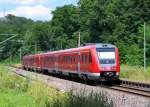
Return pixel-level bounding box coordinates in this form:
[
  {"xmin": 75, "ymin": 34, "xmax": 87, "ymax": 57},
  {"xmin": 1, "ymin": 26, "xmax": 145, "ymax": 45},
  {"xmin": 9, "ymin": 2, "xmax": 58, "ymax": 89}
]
[
  {"xmin": 120, "ymin": 65, "xmax": 150, "ymax": 82},
  {"xmin": 65, "ymin": 91, "xmax": 112, "ymax": 107},
  {"xmin": 0, "ymin": 65, "xmax": 113, "ymax": 107}
]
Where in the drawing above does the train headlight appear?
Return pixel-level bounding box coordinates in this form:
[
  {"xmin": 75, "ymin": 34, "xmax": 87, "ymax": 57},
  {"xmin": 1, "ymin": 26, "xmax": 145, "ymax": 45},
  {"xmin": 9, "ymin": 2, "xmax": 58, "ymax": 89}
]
[{"xmin": 116, "ymin": 72, "xmax": 119, "ymax": 75}]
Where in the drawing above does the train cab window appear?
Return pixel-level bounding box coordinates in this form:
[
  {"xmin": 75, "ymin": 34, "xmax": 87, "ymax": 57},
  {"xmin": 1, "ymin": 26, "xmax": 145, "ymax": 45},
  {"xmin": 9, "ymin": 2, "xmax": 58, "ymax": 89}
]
[{"xmin": 97, "ymin": 48, "xmax": 116, "ymax": 65}]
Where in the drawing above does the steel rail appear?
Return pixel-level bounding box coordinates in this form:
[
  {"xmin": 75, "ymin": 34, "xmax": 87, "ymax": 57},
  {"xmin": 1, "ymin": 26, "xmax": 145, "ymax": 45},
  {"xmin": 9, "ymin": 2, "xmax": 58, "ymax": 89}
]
[
  {"xmin": 100, "ymin": 85, "xmax": 150, "ymax": 98},
  {"xmin": 10, "ymin": 66, "xmax": 150, "ymax": 98}
]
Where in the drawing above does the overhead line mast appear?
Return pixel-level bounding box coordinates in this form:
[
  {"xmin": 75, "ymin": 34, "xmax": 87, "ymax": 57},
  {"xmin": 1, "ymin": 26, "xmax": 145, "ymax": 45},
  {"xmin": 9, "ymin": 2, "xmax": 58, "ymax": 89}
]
[
  {"xmin": 144, "ymin": 22, "xmax": 146, "ymax": 74},
  {"xmin": 78, "ymin": 32, "xmax": 80, "ymax": 47}
]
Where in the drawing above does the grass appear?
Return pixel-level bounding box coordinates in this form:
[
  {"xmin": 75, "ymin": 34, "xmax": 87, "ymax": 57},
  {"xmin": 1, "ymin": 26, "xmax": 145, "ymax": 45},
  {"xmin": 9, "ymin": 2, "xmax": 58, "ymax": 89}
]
[
  {"xmin": 0, "ymin": 90, "xmax": 37, "ymax": 107},
  {"xmin": 120, "ymin": 65, "xmax": 150, "ymax": 82},
  {"xmin": 0, "ymin": 64, "xmax": 112, "ymax": 107},
  {"xmin": 0, "ymin": 65, "xmax": 37, "ymax": 107}
]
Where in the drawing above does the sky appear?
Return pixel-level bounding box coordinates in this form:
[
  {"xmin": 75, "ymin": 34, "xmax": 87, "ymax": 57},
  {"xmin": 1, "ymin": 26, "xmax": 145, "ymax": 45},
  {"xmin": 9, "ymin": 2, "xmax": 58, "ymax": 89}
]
[{"xmin": 0, "ymin": 0, "xmax": 78, "ymax": 21}]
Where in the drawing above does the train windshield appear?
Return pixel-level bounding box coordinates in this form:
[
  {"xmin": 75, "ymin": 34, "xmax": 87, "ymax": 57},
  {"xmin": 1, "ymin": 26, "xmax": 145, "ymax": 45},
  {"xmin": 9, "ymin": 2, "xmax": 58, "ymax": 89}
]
[{"xmin": 96, "ymin": 48, "xmax": 116, "ymax": 65}]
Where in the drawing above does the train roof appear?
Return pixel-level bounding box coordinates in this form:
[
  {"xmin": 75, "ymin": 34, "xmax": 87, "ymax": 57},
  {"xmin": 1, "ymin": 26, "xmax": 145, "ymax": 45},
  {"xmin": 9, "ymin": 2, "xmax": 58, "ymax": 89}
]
[
  {"xmin": 24, "ymin": 43, "xmax": 116, "ymax": 57},
  {"xmin": 41, "ymin": 43, "xmax": 116, "ymax": 55}
]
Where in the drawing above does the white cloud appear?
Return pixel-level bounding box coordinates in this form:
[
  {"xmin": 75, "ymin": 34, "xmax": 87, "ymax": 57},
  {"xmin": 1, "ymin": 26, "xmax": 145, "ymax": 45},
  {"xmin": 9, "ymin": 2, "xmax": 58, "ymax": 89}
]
[
  {"xmin": 0, "ymin": 5, "xmax": 52, "ymax": 21},
  {"xmin": 0, "ymin": 0, "xmax": 48, "ymax": 5}
]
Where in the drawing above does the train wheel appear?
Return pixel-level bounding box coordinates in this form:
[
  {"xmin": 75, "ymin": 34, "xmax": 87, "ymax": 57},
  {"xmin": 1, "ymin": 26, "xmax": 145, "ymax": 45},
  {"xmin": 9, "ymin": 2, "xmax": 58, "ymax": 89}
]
[{"xmin": 81, "ymin": 74, "xmax": 88, "ymax": 84}]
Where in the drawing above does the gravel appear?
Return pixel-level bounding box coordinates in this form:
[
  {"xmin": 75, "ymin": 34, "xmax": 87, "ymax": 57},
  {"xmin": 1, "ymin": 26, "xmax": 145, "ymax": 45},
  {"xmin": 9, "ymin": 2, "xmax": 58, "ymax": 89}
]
[{"xmin": 10, "ymin": 67, "xmax": 150, "ymax": 107}]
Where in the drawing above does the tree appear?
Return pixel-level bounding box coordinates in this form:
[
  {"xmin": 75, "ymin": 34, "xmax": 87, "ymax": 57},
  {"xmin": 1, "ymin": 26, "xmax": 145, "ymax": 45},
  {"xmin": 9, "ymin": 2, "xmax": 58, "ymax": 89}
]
[
  {"xmin": 51, "ymin": 5, "xmax": 80, "ymax": 38},
  {"xmin": 24, "ymin": 22, "xmax": 53, "ymax": 51}
]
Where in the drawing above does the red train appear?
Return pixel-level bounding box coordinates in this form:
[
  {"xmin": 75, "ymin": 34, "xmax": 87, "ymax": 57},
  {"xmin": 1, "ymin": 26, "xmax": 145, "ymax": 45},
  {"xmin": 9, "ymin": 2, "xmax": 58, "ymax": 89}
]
[{"xmin": 22, "ymin": 43, "xmax": 120, "ymax": 81}]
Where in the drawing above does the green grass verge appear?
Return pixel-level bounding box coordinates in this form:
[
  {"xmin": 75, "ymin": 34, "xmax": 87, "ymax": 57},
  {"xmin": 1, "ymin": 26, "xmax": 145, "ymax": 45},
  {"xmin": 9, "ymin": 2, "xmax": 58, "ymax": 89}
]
[
  {"xmin": 120, "ymin": 65, "xmax": 150, "ymax": 82},
  {"xmin": 0, "ymin": 89, "xmax": 37, "ymax": 107},
  {"xmin": 0, "ymin": 64, "xmax": 112, "ymax": 107}
]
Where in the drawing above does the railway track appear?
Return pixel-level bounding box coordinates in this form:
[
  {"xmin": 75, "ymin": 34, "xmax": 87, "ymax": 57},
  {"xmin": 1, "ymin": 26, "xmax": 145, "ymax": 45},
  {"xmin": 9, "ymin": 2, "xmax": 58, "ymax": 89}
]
[
  {"xmin": 10, "ymin": 66, "xmax": 150, "ymax": 98},
  {"xmin": 103, "ymin": 85, "xmax": 150, "ymax": 98}
]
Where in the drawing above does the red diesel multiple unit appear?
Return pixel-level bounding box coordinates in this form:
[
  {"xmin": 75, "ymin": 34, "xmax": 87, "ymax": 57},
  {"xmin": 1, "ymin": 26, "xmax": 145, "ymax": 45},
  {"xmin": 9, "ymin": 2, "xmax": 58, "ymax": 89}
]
[{"xmin": 22, "ymin": 43, "xmax": 120, "ymax": 81}]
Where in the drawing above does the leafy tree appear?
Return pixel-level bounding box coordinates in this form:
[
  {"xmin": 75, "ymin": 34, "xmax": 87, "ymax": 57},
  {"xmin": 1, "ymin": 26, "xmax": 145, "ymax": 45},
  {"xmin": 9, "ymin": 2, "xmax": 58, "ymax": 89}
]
[
  {"xmin": 51, "ymin": 5, "xmax": 80, "ymax": 38},
  {"xmin": 1, "ymin": 0, "xmax": 150, "ymax": 66},
  {"xmin": 24, "ymin": 22, "xmax": 53, "ymax": 51}
]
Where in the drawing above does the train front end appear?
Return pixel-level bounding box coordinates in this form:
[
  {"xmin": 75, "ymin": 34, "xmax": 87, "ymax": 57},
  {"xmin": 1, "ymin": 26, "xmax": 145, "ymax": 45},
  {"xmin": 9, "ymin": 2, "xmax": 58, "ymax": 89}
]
[{"xmin": 96, "ymin": 44, "xmax": 120, "ymax": 81}]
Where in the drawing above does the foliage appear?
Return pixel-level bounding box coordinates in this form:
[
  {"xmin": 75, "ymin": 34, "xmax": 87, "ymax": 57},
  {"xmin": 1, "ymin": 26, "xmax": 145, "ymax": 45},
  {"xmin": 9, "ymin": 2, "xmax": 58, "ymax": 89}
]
[
  {"xmin": 0, "ymin": 65, "xmax": 112, "ymax": 107},
  {"xmin": 0, "ymin": 0, "xmax": 150, "ymax": 65},
  {"xmin": 0, "ymin": 65, "xmax": 36, "ymax": 107},
  {"xmin": 65, "ymin": 92, "xmax": 112, "ymax": 107},
  {"xmin": 120, "ymin": 65, "xmax": 150, "ymax": 82}
]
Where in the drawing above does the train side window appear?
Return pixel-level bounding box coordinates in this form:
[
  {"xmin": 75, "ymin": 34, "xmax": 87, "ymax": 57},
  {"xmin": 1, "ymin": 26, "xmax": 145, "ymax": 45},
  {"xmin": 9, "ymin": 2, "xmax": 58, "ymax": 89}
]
[
  {"xmin": 65, "ymin": 56, "xmax": 67, "ymax": 63},
  {"xmin": 63, "ymin": 56, "xmax": 65, "ymax": 63},
  {"xmin": 61, "ymin": 56, "xmax": 62, "ymax": 63},
  {"xmin": 89, "ymin": 53, "xmax": 92, "ymax": 63},
  {"xmin": 86, "ymin": 54, "xmax": 89, "ymax": 63},
  {"xmin": 87, "ymin": 54, "xmax": 89, "ymax": 63},
  {"xmin": 59, "ymin": 56, "xmax": 61, "ymax": 63},
  {"xmin": 49, "ymin": 56, "xmax": 50, "ymax": 63},
  {"xmin": 82, "ymin": 54, "xmax": 85, "ymax": 63},
  {"xmin": 78, "ymin": 55, "xmax": 80, "ymax": 62},
  {"xmin": 52, "ymin": 56, "xmax": 54, "ymax": 62},
  {"xmin": 70, "ymin": 56, "xmax": 72, "ymax": 63},
  {"xmin": 82, "ymin": 54, "xmax": 84, "ymax": 63},
  {"xmin": 73, "ymin": 55, "xmax": 75, "ymax": 63},
  {"xmin": 74, "ymin": 55, "xmax": 76, "ymax": 63},
  {"xmin": 69, "ymin": 56, "xmax": 71, "ymax": 63},
  {"xmin": 62, "ymin": 56, "xmax": 63, "ymax": 63},
  {"xmin": 72, "ymin": 56, "xmax": 74, "ymax": 63},
  {"xmin": 49, "ymin": 56, "xmax": 51, "ymax": 63},
  {"xmin": 64, "ymin": 56, "xmax": 65, "ymax": 63},
  {"xmin": 80, "ymin": 55, "xmax": 82, "ymax": 62},
  {"xmin": 73, "ymin": 55, "xmax": 76, "ymax": 63},
  {"xmin": 72, "ymin": 55, "xmax": 74, "ymax": 63},
  {"xmin": 81, "ymin": 54, "xmax": 84, "ymax": 63},
  {"xmin": 82, "ymin": 53, "xmax": 87, "ymax": 63},
  {"xmin": 66, "ymin": 56, "xmax": 68, "ymax": 63},
  {"xmin": 60, "ymin": 56, "xmax": 61, "ymax": 63},
  {"xmin": 64, "ymin": 56, "xmax": 66, "ymax": 63},
  {"xmin": 85, "ymin": 54, "xmax": 87, "ymax": 63},
  {"xmin": 47, "ymin": 56, "xmax": 49, "ymax": 62},
  {"xmin": 66, "ymin": 56, "xmax": 67, "ymax": 63},
  {"xmin": 69, "ymin": 56, "xmax": 70, "ymax": 63},
  {"xmin": 72, "ymin": 56, "xmax": 73, "ymax": 63},
  {"xmin": 76, "ymin": 55, "xmax": 78, "ymax": 63},
  {"xmin": 84, "ymin": 54, "xmax": 86, "ymax": 63},
  {"xmin": 67, "ymin": 56, "xmax": 69, "ymax": 63},
  {"xmin": 58, "ymin": 56, "xmax": 60, "ymax": 63},
  {"xmin": 69, "ymin": 55, "xmax": 72, "ymax": 63}
]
